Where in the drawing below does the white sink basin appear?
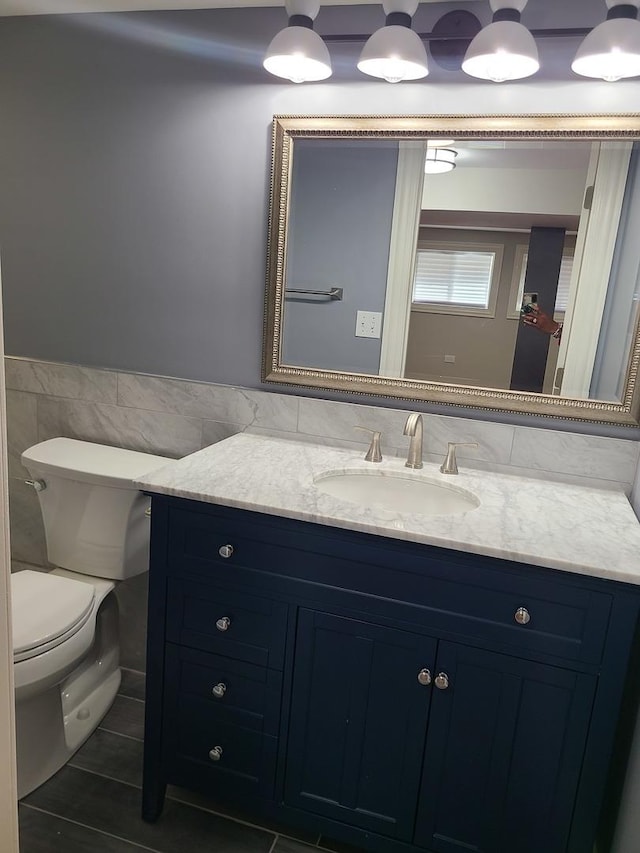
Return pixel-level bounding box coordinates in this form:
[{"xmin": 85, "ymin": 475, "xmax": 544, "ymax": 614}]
[{"xmin": 314, "ymin": 469, "xmax": 480, "ymax": 517}]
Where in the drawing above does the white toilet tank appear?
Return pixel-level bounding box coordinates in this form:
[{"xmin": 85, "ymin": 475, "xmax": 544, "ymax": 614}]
[{"xmin": 21, "ymin": 438, "xmax": 170, "ymax": 580}]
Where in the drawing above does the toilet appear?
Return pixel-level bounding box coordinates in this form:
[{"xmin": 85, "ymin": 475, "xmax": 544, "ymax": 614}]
[{"xmin": 12, "ymin": 437, "xmax": 169, "ymax": 798}]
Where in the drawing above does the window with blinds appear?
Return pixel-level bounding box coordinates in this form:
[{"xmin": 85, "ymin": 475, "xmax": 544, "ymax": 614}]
[
  {"xmin": 510, "ymin": 247, "xmax": 574, "ymax": 318},
  {"xmin": 411, "ymin": 242, "xmax": 503, "ymax": 317}
]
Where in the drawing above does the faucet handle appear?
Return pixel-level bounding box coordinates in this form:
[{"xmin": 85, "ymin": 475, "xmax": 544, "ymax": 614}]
[
  {"xmin": 440, "ymin": 442, "xmax": 478, "ymax": 475},
  {"xmin": 354, "ymin": 426, "xmax": 383, "ymax": 463}
]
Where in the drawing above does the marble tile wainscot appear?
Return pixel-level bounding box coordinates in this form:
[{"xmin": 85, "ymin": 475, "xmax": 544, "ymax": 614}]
[{"xmin": 5, "ymin": 354, "xmax": 640, "ymax": 670}]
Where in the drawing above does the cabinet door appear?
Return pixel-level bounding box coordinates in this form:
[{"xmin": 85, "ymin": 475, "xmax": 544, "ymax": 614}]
[
  {"xmin": 414, "ymin": 642, "xmax": 597, "ymax": 853},
  {"xmin": 285, "ymin": 610, "xmax": 436, "ymax": 841}
]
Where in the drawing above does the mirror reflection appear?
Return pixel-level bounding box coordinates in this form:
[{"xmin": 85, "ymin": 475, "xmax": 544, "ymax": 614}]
[{"xmin": 264, "ymin": 117, "xmax": 640, "ymax": 425}]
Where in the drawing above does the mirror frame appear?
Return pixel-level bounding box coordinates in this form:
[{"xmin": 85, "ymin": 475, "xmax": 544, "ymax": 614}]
[{"xmin": 262, "ymin": 114, "xmax": 640, "ymax": 426}]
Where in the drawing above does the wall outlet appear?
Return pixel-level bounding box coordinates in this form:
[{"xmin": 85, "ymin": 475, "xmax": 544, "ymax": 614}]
[
  {"xmin": 355, "ymin": 310, "xmax": 382, "ymax": 339},
  {"xmin": 444, "ymin": 354, "xmax": 456, "ymax": 363}
]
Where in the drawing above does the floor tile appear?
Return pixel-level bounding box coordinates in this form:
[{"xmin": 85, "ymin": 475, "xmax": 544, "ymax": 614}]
[
  {"xmin": 272, "ymin": 838, "xmax": 320, "ymax": 853},
  {"xmin": 118, "ymin": 669, "xmax": 146, "ymax": 702},
  {"xmin": 19, "ymin": 804, "xmax": 148, "ymax": 852},
  {"xmin": 317, "ymin": 838, "xmax": 366, "ymax": 853},
  {"xmin": 69, "ymin": 729, "xmax": 143, "ymax": 788},
  {"xmin": 23, "ymin": 765, "xmax": 276, "ymax": 853},
  {"xmin": 167, "ymin": 785, "xmax": 319, "ymax": 846},
  {"xmin": 100, "ymin": 694, "xmax": 145, "ymax": 740}
]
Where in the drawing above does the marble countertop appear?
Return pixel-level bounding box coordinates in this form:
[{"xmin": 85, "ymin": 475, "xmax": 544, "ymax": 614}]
[{"xmin": 136, "ymin": 432, "xmax": 640, "ymax": 585}]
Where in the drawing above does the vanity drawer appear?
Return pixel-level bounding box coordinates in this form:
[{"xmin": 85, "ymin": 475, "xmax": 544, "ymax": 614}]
[
  {"xmin": 166, "ymin": 578, "xmax": 288, "ymax": 669},
  {"xmin": 163, "ymin": 699, "xmax": 278, "ymax": 801},
  {"xmin": 166, "ymin": 507, "xmax": 298, "ymax": 577},
  {"xmin": 418, "ymin": 580, "xmax": 612, "ymax": 665},
  {"xmin": 164, "ymin": 504, "xmax": 612, "ymax": 664},
  {"xmin": 164, "ymin": 644, "xmax": 282, "ymax": 735}
]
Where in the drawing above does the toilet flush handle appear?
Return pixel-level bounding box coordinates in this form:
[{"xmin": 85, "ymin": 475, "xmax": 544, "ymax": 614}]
[{"xmin": 24, "ymin": 479, "xmax": 46, "ymax": 492}]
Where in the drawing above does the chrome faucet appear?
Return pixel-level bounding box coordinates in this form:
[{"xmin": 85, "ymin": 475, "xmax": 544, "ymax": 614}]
[{"xmin": 403, "ymin": 413, "xmax": 423, "ymax": 469}]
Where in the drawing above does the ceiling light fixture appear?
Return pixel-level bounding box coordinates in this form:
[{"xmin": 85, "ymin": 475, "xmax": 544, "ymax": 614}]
[
  {"xmin": 262, "ymin": 2, "xmax": 636, "ymax": 85},
  {"xmin": 424, "ymin": 148, "xmax": 458, "ymax": 174},
  {"xmin": 263, "ymin": 0, "xmax": 332, "ymax": 83},
  {"xmin": 461, "ymin": 0, "xmax": 539, "ymax": 82},
  {"xmin": 357, "ymin": 0, "xmax": 429, "ymax": 83},
  {"xmin": 572, "ymin": 0, "xmax": 640, "ymax": 81},
  {"xmin": 427, "ymin": 138, "xmax": 456, "ymax": 148}
]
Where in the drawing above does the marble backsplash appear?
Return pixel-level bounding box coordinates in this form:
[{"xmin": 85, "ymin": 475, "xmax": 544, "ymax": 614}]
[{"xmin": 6, "ymin": 355, "xmax": 640, "ymax": 670}]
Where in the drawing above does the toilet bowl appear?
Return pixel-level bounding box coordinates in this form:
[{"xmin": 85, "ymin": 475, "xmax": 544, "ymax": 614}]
[{"xmin": 13, "ymin": 438, "xmax": 169, "ymax": 798}]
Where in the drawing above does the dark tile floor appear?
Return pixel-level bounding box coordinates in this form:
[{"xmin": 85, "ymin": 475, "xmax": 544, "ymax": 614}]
[{"xmin": 19, "ymin": 669, "xmax": 362, "ymax": 853}]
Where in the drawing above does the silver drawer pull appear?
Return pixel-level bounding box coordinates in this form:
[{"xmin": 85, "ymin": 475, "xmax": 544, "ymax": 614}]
[
  {"xmin": 216, "ymin": 616, "xmax": 231, "ymax": 632},
  {"xmin": 212, "ymin": 682, "xmax": 227, "ymax": 699},
  {"xmin": 417, "ymin": 668, "xmax": 432, "ymax": 686},
  {"xmin": 208, "ymin": 746, "xmax": 223, "ymax": 762},
  {"xmin": 218, "ymin": 545, "xmax": 234, "ymax": 559},
  {"xmin": 435, "ymin": 672, "xmax": 450, "ymax": 690},
  {"xmin": 515, "ymin": 607, "xmax": 531, "ymax": 625}
]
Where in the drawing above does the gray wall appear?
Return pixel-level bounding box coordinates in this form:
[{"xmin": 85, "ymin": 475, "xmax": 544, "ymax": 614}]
[
  {"xmin": 282, "ymin": 139, "xmax": 397, "ymax": 373},
  {"xmin": 1, "ymin": 1, "xmax": 639, "ymax": 439}
]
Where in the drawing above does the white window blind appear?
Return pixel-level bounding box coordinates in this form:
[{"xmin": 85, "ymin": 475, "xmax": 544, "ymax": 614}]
[
  {"xmin": 517, "ymin": 252, "xmax": 574, "ymax": 314},
  {"xmin": 413, "ymin": 248, "xmax": 496, "ymax": 309}
]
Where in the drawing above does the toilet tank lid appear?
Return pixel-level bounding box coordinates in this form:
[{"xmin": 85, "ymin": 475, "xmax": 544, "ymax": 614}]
[{"xmin": 21, "ymin": 438, "xmax": 171, "ymax": 489}]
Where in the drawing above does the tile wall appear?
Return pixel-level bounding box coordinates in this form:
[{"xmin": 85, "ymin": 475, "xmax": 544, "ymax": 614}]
[{"xmin": 6, "ymin": 355, "xmax": 640, "ymax": 670}]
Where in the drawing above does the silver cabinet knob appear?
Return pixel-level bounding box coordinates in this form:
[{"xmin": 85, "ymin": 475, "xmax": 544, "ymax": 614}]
[
  {"xmin": 218, "ymin": 544, "xmax": 234, "ymax": 559},
  {"xmin": 212, "ymin": 682, "xmax": 227, "ymax": 699},
  {"xmin": 216, "ymin": 616, "xmax": 231, "ymax": 632},
  {"xmin": 208, "ymin": 746, "xmax": 223, "ymax": 762},
  {"xmin": 435, "ymin": 672, "xmax": 450, "ymax": 690},
  {"xmin": 515, "ymin": 607, "xmax": 531, "ymax": 625},
  {"xmin": 417, "ymin": 668, "xmax": 432, "ymax": 686}
]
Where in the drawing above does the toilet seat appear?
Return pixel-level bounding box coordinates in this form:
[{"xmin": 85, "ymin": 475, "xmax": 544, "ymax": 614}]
[{"xmin": 12, "ymin": 570, "xmax": 95, "ymax": 663}]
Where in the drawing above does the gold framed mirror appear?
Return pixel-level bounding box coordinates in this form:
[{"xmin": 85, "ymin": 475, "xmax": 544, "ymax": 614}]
[{"xmin": 262, "ymin": 115, "xmax": 640, "ymax": 426}]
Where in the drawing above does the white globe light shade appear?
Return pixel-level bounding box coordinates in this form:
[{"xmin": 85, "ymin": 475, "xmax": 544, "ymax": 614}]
[
  {"xmin": 263, "ymin": 26, "xmax": 332, "ymax": 82},
  {"xmin": 357, "ymin": 25, "xmax": 429, "ymax": 82},
  {"xmin": 571, "ymin": 18, "xmax": 640, "ymax": 81},
  {"xmin": 462, "ymin": 20, "xmax": 539, "ymax": 82}
]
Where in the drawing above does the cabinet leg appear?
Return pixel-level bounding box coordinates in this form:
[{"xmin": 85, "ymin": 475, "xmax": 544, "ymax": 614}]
[{"xmin": 142, "ymin": 780, "xmax": 167, "ymax": 822}]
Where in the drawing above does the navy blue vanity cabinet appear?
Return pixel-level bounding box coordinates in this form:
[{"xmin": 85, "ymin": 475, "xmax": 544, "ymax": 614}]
[
  {"xmin": 142, "ymin": 495, "xmax": 640, "ymax": 853},
  {"xmin": 413, "ymin": 643, "xmax": 597, "ymax": 853},
  {"xmin": 286, "ymin": 612, "xmax": 597, "ymax": 853},
  {"xmin": 285, "ymin": 610, "xmax": 438, "ymax": 840}
]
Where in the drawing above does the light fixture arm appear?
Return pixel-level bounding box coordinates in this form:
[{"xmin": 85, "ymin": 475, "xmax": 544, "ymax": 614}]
[
  {"xmin": 288, "ymin": 15, "xmax": 314, "ymax": 28},
  {"xmin": 606, "ymin": 3, "xmax": 639, "ymax": 20},
  {"xmin": 385, "ymin": 12, "xmax": 412, "ymax": 28},
  {"xmin": 492, "ymin": 8, "xmax": 522, "ymax": 23},
  {"xmin": 322, "ymin": 26, "xmax": 592, "ymax": 45}
]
